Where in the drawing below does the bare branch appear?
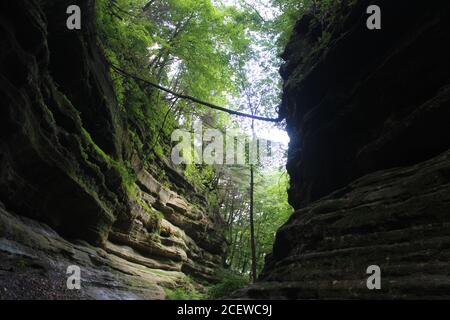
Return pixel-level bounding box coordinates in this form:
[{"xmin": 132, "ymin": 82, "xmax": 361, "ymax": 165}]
[{"xmin": 110, "ymin": 63, "xmax": 282, "ymax": 123}]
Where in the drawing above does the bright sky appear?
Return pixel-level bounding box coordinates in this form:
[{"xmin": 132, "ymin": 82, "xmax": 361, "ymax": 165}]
[
  {"xmin": 224, "ymin": 0, "xmax": 290, "ymax": 148},
  {"xmin": 214, "ymin": 0, "xmax": 280, "ymax": 20},
  {"xmin": 170, "ymin": 0, "xmax": 290, "ymax": 157},
  {"xmin": 218, "ymin": 0, "xmax": 290, "ymax": 169}
]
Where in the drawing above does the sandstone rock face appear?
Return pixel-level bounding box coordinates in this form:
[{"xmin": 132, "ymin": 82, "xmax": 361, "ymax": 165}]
[
  {"xmin": 0, "ymin": 0, "xmax": 225, "ymax": 298},
  {"xmin": 0, "ymin": 0, "xmax": 128, "ymax": 245},
  {"xmin": 235, "ymin": 150, "xmax": 450, "ymax": 299},
  {"xmin": 234, "ymin": 0, "xmax": 450, "ymax": 299},
  {"xmin": 109, "ymin": 168, "xmax": 225, "ymax": 283},
  {"xmin": 281, "ymin": 0, "xmax": 450, "ymax": 209},
  {"xmin": 0, "ymin": 206, "xmax": 174, "ymax": 300}
]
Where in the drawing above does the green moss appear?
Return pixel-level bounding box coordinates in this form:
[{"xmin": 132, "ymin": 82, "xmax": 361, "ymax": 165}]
[
  {"xmin": 165, "ymin": 287, "xmax": 204, "ymax": 300},
  {"xmin": 15, "ymin": 259, "xmax": 28, "ymax": 272},
  {"xmin": 142, "ymin": 204, "xmax": 163, "ymax": 232},
  {"xmin": 82, "ymin": 128, "xmax": 136, "ymax": 193},
  {"xmin": 128, "ymin": 129, "xmax": 144, "ymax": 153},
  {"xmin": 41, "ymin": 103, "xmax": 56, "ymax": 125},
  {"xmin": 127, "ymin": 187, "xmax": 163, "ymax": 233},
  {"xmin": 40, "ymin": 96, "xmax": 116, "ymax": 226},
  {"xmin": 311, "ymin": 30, "xmax": 332, "ymax": 56}
]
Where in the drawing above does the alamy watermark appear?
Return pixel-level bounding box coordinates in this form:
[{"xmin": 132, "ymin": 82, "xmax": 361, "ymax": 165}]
[
  {"xmin": 366, "ymin": 265, "xmax": 381, "ymax": 290},
  {"xmin": 66, "ymin": 5, "xmax": 81, "ymax": 30},
  {"xmin": 367, "ymin": 5, "xmax": 382, "ymax": 30},
  {"xmin": 171, "ymin": 121, "xmax": 283, "ymax": 165},
  {"xmin": 66, "ymin": 265, "xmax": 81, "ymax": 290}
]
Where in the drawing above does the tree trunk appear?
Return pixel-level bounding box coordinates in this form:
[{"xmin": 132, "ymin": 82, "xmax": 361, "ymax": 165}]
[
  {"xmin": 249, "ymin": 119, "xmax": 257, "ymax": 283},
  {"xmin": 249, "ymin": 164, "xmax": 257, "ymax": 283}
]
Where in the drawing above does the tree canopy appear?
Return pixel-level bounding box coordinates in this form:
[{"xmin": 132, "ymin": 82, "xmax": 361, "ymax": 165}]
[{"xmin": 95, "ymin": 0, "xmax": 329, "ymax": 293}]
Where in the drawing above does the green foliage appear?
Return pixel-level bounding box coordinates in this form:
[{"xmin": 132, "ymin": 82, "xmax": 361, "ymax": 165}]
[
  {"xmin": 15, "ymin": 259, "xmax": 28, "ymax": 272},
  {"xmin": 207, "ymin": 271, "xmax": 249, "ymax": 299},
  {"xmin": 269, "ymin": 0, "xmax": 311, "ymax": 48},
  {"xmin": 82, "ymin": 128, "xmax": 136, "ymax": 193},
  {"xmin": 218, "ymin": 167, "xmax": 292, "ymax": 275},
  {"xmin": 252, "ymin": 170, "xmax": 292, "ymax": 271},
  {"xmin": 165, "ymin": 287, "xmax": 204, "ymax": 300},
  {"xmin": 95, "ymin": 0, "xmax": 261, "ymax": 194},
  {"xmin": 270, "ymin": 0, "xmax": 350, "ymax": 50},
  {"xmin": 95, "ymin": 0, "xmax": 297, "ymax": 295}
]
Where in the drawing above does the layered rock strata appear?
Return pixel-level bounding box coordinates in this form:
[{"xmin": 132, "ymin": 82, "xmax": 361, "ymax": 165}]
[
  {"xmin": 234, "ymin": 0, "xmax": 450, "ymax": 299},
  {"xmin": 0, "ymin": 0, "xmax": 225, "ymax": 299}
]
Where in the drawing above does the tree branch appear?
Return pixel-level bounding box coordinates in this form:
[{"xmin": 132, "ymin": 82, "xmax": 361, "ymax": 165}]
[
  {"xmin": 110, "ymin": 63, "xmax": 282, "ymax": 123},
  {"xmin": 241, "ymin": 0, "xmax": 267, "ymax": 23}
]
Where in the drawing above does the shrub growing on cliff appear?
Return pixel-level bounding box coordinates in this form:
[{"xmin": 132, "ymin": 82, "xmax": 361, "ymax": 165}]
[
  {"xmin": 165, "ymin": 287, "xmax": 204, "ymax": 300},
  {"xmin": 270, "ymin": 0, "xmax": 353, "ymax": 50},
  {"xmin": 207, "ymin": 272, "xmax": 248, "ymax": 299}
]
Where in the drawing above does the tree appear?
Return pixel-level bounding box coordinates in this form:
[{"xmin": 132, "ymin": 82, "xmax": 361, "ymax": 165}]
[{"xmin": 97, "ymin": 0, "xmax": 294, "ymax": 284}]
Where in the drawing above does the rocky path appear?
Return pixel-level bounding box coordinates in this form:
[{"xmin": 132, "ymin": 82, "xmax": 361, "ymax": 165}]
[{"xmin": 0, "ymin": 205, "xmax": 190, "ymax": 300}]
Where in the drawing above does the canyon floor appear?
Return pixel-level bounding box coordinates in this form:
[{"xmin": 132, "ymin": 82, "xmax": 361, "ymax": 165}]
[{"xmin": 0, "ymin": 204, "xmax": 192, "ymax": 300}]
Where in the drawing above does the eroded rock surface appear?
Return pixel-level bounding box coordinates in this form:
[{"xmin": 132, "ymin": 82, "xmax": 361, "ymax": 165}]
[
  {"xmin": 0, "ymin": 205, "xmax": 175, "ymax": 300},
  {"xmin": 109, "ymin": 167, "xmax": 226, "ymax": 284},
  {"xmin": 281, "ymin": 0, "xmax": 450, "ymax": 209},
  {"xmin": 234, "ymin": 0, "xmax": 450, "ymax": 299},
  {"xmin": 0, "ymin": 0, "xmax": 225, "ymax": 299},
  {"xmin": 234, "ymin": 150, "xmax": 450, "ymax": 299}
]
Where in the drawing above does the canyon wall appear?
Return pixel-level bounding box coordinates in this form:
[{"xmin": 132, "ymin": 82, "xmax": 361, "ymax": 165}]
[
  {"xmin": 235, "ymin": 0, "xmax": 450, "ymax": 299},
  {"xmin": 0, "ymin": 0, "xmax": 225, "ymax": 299}
]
